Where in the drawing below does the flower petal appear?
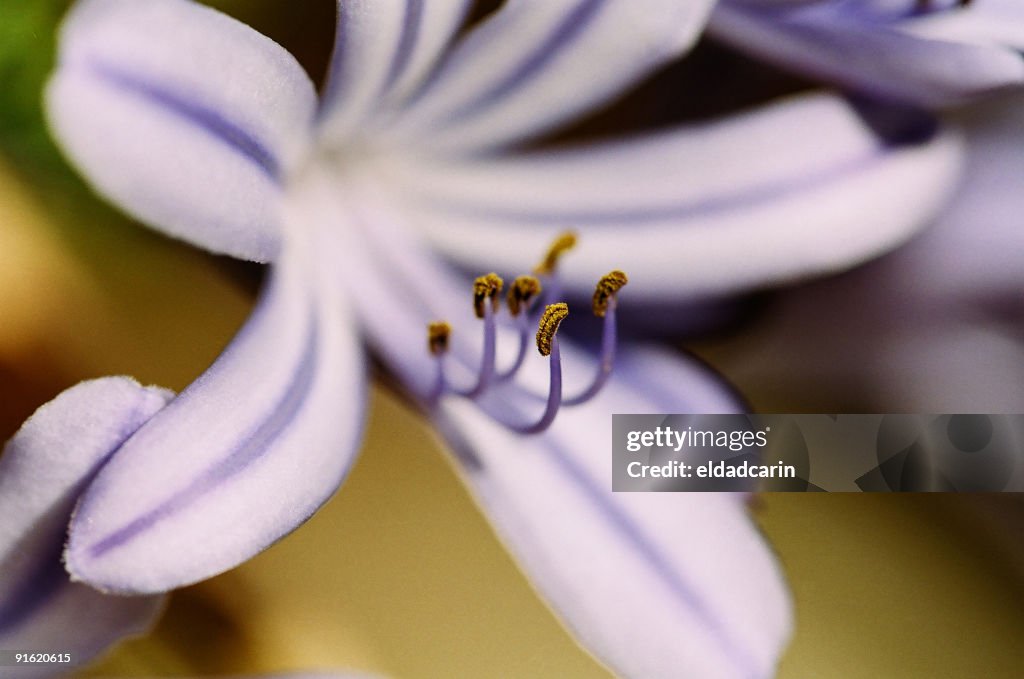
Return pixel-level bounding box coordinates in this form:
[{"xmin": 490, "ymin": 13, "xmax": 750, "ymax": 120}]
[
  {"xmin": 387, "ymin": 0, "xmax": 716, "ymax": 153},
  {"xmin": 382, "ymin": 92, "xmax": 963, "ymax": 298},
  {"xmin": 741, "ymin": 92, "xmax": 1024, "ymax": 412},
  {"xmin": 434, "ymin": 347, "xmax": 791, "ymax": 679},
  {"xmin": 45, "ymin": 0, "xmax": 316, "ymax": 262},
  {"xmin": 887, "ymin": 92, "xmax": 1024, "ymax": 301},
  {"xmin": 709, "ymin": 1, "xmax": 1024, "ymax": 107},
  {"xmin": 318, "ymin": 0, "xmax": 472, "ymax": 141},
  {"xmin": 0, "ymin": 378, "xmax": 168, "ymax": 673},
  {"xmin": 66, "ymin": 212, "xmax": 367, "ymax": 594},
  {"xmin": 904, "ymin": 0, "xmax": 1024, "ymax": 48}
]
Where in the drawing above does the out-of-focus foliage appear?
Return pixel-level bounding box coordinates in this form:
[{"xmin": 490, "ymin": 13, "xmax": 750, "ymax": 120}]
[{"xmin": 0, "ymin": 0, "xmax": 72, "ymax": 179}]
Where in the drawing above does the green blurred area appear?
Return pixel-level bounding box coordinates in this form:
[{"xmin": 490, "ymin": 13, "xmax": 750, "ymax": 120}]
[{"xmin": 0, "ymin": 2, "xmax": 1020, "ymax": 678}]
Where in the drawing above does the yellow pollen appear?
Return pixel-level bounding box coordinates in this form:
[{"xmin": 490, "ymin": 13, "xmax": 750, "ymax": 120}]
[
  {"xmin": 427, "ymin": 321, "xmax": 451, "ymax": 356},
  {"xmin": 536, "ymin": 302, "xmax": 569, "ymax": 356},
  {"xmin": 592, "ymin": 270, "xmax": 628, "ymax": 317},
  {"xmin": 473, "ymin": 273, "xmax": 504, "ymax": 319},
  {"xmin": 533, "ymin": 231, "xmax": 577, "ymax": 275},
  {"xmin": 507, "ymin": 275, "xmax": 542, "ymax": 316}
]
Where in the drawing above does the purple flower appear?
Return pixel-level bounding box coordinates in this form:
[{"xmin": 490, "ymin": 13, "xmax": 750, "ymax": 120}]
[{"xmin": 8, "ymin": 0, "xmax": 992, "ymax": 675}]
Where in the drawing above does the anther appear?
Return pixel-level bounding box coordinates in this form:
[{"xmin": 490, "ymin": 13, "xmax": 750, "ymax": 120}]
[
  {"xmin": 536, "ymin": 302, "xmax": 569, "ymax": 357},
  {"xmin": 533, "ymin": 231, "xmax": 577, "ymax": 276},
  {"xmin": 507, "ymin": 275, "xmax": 542, "ymax": 317},
  {"xmin": 427, "ymin": 321, "xmax": 451, "ymax": 356},
  {"xmin": 473, "ymin": 273, "xmax": 504, "ymax": 319},
  {"xmin": 592, "ymin": 270, "xmax": 628, "ymax": 317},
  {"xmin": 564, "ymin": 271, "xmax": 627, "ymax": 406}
]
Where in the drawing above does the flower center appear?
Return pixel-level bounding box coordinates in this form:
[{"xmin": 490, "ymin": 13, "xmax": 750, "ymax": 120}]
[{"xmin": 425, "ymin": 232, "xmax": 627, "ymax": 434}]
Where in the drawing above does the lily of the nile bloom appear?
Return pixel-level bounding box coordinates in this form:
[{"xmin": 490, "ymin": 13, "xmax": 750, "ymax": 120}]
[
  {"xmin": 0, "ymin": 378, "xmax": 168, "ymax": 676},
  {"xmin": 709, "ymin": 0, "xmax": 1024, "ymax": 108},
  {"xmin": 34, "ymin": 0, "xmax": 975, "ymax": 675}
]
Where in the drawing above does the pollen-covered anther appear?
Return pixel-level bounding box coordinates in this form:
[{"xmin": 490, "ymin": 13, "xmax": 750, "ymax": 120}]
[
  {"xmin": 507, "ymin": 275, "xmax": 542, "ymax": 317},
  {"xmin": 473, "ymin": 273, "xmax": 504, "ymax": 319},
  {"xmin": 533, "ymin": 231, "xmax": 577, "ymax": 276},
  {"xmin": 427, "ymin": 321, "xmax": 451, "ymax": 356},
  {"xmin": 536, "ymin": 302, "xmax": 569, "ymax": 357},
  {"xmin": 592, "ymin": 270, "xmax": 629, "ymax": 318}
]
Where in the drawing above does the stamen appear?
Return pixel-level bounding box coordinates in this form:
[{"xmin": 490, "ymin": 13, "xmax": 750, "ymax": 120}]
[
  {"xmin": 426, "ymin": 320, "xmax": 451, "ymax": 404},
  {"xmin": 592, "ymin": 270, "xmax": 628, "ymax": 318},
  {"xmin": 533, "ymin": 231, "xmax": 577, "ymax": 276},
  {"xmin": 427, "ymin": 321, "xmax": 451, "ymax": 356},
  {"xmin": 499, "ymin": 276, "xmax": 542, "ymax": 381},
  {"xmin": 536, "ymin": 302, "xmax": 569, "ymax": 357},
  {"xmin": 505, "ymin": 333, "xmax": 563, "ymax": 434},
  {"xmin": 473, "ymin": 273, "xmax": 504, "ymax": 319},
  {"xmin": 421, "ymin": 235, "xmax": 624, "ymax": 436},
  {"xmin": 457, "ymin": 275, "xmax": 503, "ymax": 398},
  {"xmin": 565, "ymin": 271, "xmax": 627, "ymax": 406},
  {"xmin": 507, "ymin": 275, "xmax": 542, "ymax": 316},
  {"xmin": 497, "ymin": 303, "xmax": 567, "ymax": 434}
]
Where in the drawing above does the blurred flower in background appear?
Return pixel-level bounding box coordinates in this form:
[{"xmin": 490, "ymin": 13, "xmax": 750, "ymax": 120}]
[{"xmin": 0, "ymin": 1, "xmax": 1022, "ymax": 678}]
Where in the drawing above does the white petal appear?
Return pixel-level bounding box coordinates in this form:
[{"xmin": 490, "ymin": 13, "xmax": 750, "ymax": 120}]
[
  {"xmin": 318, "ymin": 0, "xmax": 472, "ymax": 142},
  {"xmin": 383, "ymin": 92, "xmax": 964, "ymax": 298},
  {"xmin": 0, "ymin": 378, "xmax": 168, "ymax": 674},
  {"xmin": 435, "ymin": 347, "xmax": 791, "ymax": 679},
  {"xmin": 66, "ymin": 199, "xmax": 366, "ymax": 594},
  {"xmin": 709, "ymin": 1, "xmax": 1024, "ymax": 106},
  {"xmin": 387, "ymin": 0, "xmax": 716, "ymax": 153},
  {"xmin": 46, "ymin": 0, "xmax": 316, "ymax": 262}
]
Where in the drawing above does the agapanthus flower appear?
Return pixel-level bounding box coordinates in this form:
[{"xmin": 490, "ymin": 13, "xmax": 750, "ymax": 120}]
[{"xmin": 6, "ymin": 0, "xmax": 994, "ymax": 675}]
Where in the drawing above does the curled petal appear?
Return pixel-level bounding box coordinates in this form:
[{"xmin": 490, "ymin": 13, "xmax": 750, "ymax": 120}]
[
  {"xmin": 0, "ymin": 378, "xmax": 168, "ymax": 674},
  {"xmin": 318, "ymin": 0, "xmax": 472, "ymax": 140},
  {"xmin": 383, "ymin": 93, "xmax": 963, "ymax": 298},
  {"xmin": 435, "ymin": 347, "xmax": 790, "ymax": 679},
  {"xmin": 388, "ymin": 0, "xmax": 716, "ymax": 153},
  {"xmin": 46, "ymin": 0, "xmax": 317, "ymax": 262},
  {"xmin": 709, "ymin": 0, "xmax": 1024, "ymax": 107},
  {"xmin": 66, "ymin": 210, "xmax": 367, "ymax": 594}
]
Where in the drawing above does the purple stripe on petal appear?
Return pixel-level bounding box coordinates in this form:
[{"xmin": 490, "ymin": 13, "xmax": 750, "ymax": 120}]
[
  {"xmin": 449, "ymin": 355, "xmax": 757, "ymax": 674},
  {"xmin": 88, "ymin": 60, "xmax": 280, "ymax": 179},
  {"xmin": 541, "ymin": 440, "xmax": 762, "ymax": 678},
  {"xmin": 0, "ymin": 544, "xmax": 65, "ymax": 634},
  {"xmin": 445, "ymin": 0, "xmax": 607, "ymax": 122},
  {"xmin": 414, "ymin": 145, "xmax": 885, "ymax": 225},
  {"xmin": 384, "ymin": 0, "xmax": 425, "ymax": 91},
  {"xmin": 86, "ymin": 314, "xmax": 319, "ymax": 558}
]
